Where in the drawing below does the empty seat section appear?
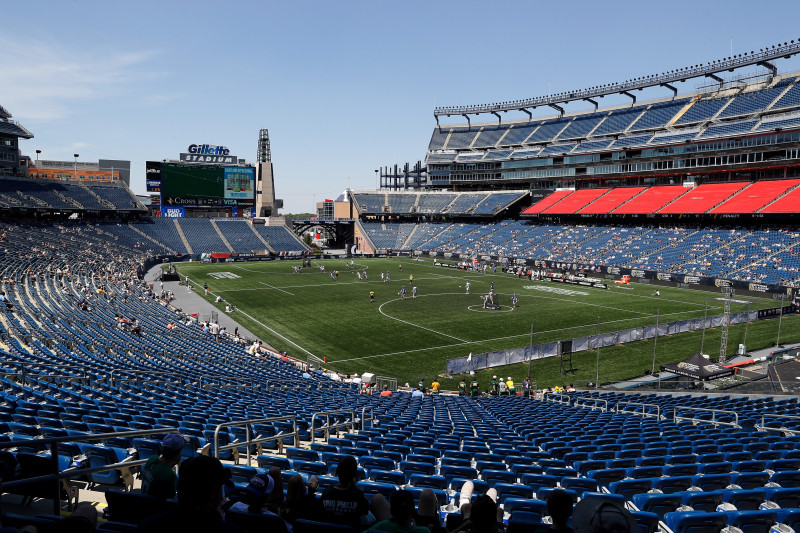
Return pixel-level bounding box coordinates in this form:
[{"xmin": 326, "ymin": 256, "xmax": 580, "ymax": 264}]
[
  {"xmin": 613, "ymin": 185, "xmax": 689, "ymax": 214},
  {"xmin": 658, "ymin": 182, "xmax": 749, "ymax": 214}
]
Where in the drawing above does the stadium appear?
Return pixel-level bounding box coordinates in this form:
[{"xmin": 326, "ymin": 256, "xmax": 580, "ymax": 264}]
[{"xmin": 1, "ymin": 33, "xmax": 800, "ymax": 533}]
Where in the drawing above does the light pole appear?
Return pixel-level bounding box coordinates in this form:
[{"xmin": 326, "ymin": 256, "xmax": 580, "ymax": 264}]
[
  {"xmin": 777, "ymin": 294, "xmax": 785, "ymax": 348},
  {"xmin": 527, "ymin": 324, "xmax": 534, "ymax": 380},
  {"xmin": 35, "ymin": 150, "xmax": 41, "ymax": 178},
  {"xmin": 73, "ymin": 154, "xmax": 79, "ymax": 181},
  {"xmin": 595, "ymin": 316, "xmax": 600, "ymax": 387},
  {"xmin": 374, "ymin": 169, "xmax": 379, "ymax": 190},
  {"xmin": 651, "ymin": 308, "xmax": 660, "ymax": 375},
  {"xmin": 700, "ymin": 302, "xmax": 709, "ymax": 354}
]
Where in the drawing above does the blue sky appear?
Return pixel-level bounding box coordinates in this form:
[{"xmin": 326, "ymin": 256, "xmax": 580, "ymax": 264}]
[{"xmin": 3, "ymin": 0, "xmax": 800, "ymax": 213}]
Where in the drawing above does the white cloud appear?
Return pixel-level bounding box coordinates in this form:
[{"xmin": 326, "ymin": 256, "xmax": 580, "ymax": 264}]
[{"xmin": 0, "ymin": 37, "xmax": 160, "ymax": 121}]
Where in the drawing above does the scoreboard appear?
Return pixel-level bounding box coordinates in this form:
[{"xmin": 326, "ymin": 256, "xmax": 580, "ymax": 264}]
[{"xmin": 153, "ymin": 162, "xmax": 255, "ymax": 208}]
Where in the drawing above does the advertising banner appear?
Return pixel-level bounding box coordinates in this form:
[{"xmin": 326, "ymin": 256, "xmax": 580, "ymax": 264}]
[{"xmin": 160, "ymin": 206, "xmax": 185, "ymax": 218}]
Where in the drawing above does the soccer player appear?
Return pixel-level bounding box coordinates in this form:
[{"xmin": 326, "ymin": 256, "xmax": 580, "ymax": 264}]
[
  {"xmin": 398, "ymin": 264, "xmax": 403, "ymax": 272},
  {"xmin": 512, "ymin": 293, "xmax": 518, "ymax": 307},
  {"xmin": 465, "ymin": 281, "xmax": 471, "ymax": 294},
  {"xmin": 400, "ymin": 286, "xmax": 406, "ymax": 300},
  {"xmin": 369, "ymin": 290, "xmax": 375, "ymax": 303},
  {"xmin": 490, "ymin": 281, "xmax": 494, "ymax": 292},
  {"xmin": 412, "ymin": 285, "xmax": 417, "ymax": 299},
  {"xmin": 381, "ymin": 272, "xmax": 385, "ymax": 282},
  {"xmin": 408, "ymin": 274, "xmax": 413, "ymax": 283},
  {"xmin": 386, "ymin": 272, "xmax": 390, "ymax": 282},
  {"xmin": 362, "ymin": 270, "xmax": 367, "ymax": 279}
]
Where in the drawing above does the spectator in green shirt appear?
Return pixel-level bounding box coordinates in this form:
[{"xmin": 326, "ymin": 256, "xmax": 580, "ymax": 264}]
[{"xmin": 141, "ymin": 433, "xmax": 187, "ymax": 500}]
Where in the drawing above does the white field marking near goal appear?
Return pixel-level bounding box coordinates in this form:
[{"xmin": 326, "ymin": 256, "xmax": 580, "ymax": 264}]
[
  {"xmin": 259, "ymin": 282, "xmax": 294, "ymax": 296},
  {"xmin": 215, "ymin": 276, "xmax": 447, "ymax": 292},
  {"xmin": 208, "ymin": 272, "xmax": 241, "ymax": 279}
]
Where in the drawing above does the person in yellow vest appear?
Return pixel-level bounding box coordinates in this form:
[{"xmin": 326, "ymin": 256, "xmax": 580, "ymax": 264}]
[
  {"xmin": 506, "ymin": 377, "xmax": 515, "ymax": 396},
  {"xmin": 431, "ymin": 378, "xmax": 440, "ymax": 395}
]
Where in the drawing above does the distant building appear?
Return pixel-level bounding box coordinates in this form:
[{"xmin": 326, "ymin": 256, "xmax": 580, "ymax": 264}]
[
  {"xmin": 28, "ymin": 159, "xmax": 130, "ymax": 185},
  {"xmin": 0, "ymin": 103, "xmax": 34, "ymax": 177}
]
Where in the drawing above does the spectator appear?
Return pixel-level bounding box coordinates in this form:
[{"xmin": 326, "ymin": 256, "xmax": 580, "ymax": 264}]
[
  {"xmin": 266, "ymin": 466, "xmax": 284, "ymax": 511},
  {"xmin": 139, "ymin": 455, "xmax": 238, "ymax": 532},
  {"xmin": 380, "ymin": 385, "xmax": 393, "ymax": 397},
  {"xmin": 414, "ymin": 488, "xmax": 446, "ymax": 533},
  {"xmin": 141, "ymin": 433, "xmax": 187, "ymax": 500},
  {"xmin": 226, "ymin": 472, "xmax": 286, "ymax": 528},
  {"xmin": 535, "ymin": 489, "xmax": 574, "ymax": 533},
  {"xmin": 572, "ymin": 497, "xmax": 637, "ymax": 533},
  {"xmin": 369, "ymin": 490, "xmax": 430, "ymax": 533},
  {"xmin": 282, "ymin": 474, "xmax": 321, "ymax": 525},
  {"xmin": 411, "ymin": 388, "xmax": 424, "ymax": 399},
  {"xmin": 320, "ymin": 456, "xmax": 373, "ymax": 530}
]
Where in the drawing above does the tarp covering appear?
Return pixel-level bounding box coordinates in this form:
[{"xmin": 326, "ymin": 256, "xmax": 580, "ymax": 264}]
[
  {"xmin": 446, "ymin": 310, "xmax": 755, "ymax": 375},
  {"xmin": 660, "ymin": 352, "xmax": 734, "ymax": 381}
]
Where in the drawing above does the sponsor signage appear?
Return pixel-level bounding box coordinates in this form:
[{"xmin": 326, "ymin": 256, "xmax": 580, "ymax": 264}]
[
  {"xmin": 180, "ymin": 153, "xmax": 238, "ymax": 164},
  {"xmin": 160, "ymin": 206, "xmax": 185, "ymax": 218},
  {"xmin": 145, "ymin": 161, "xmax": 161, "ymax": 192}
]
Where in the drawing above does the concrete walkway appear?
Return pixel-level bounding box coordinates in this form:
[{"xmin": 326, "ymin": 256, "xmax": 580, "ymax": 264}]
[{"xmin": 144, "ymin": 264, "xmax": 261, "ymax": 344}]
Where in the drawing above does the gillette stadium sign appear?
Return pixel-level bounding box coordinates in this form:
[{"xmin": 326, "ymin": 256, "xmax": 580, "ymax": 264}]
[{"xmin": 180, "ymin": 144, "xmax": 238, "ymax": 164}]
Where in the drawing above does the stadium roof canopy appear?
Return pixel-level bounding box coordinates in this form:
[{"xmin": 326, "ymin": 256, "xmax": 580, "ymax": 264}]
[{"xmin": 434, "ymin": 39, "xmax": 800, "ymax": 126}]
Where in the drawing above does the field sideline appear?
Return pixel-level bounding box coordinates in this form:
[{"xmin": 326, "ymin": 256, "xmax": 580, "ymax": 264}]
[{"xmin": 176, "ymin": 257, "xmax": 797, "ymax": 388}]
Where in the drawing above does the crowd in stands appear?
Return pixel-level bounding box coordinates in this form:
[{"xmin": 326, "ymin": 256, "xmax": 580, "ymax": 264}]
[{"xmin": 360, "ymin": 221, "xmax": 800, "ymax": 286}]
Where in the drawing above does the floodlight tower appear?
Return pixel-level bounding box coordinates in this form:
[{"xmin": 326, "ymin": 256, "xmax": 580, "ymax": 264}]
[
  {"xmin": 257, "ymin": 128, "xmax": 271, "ymax": 163},
  {"xmin": 255, "ymin": 129, "xmax": 277, "ymax": 217}
]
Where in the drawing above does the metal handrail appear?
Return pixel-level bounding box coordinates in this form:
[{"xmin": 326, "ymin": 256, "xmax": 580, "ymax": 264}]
[
  {"xmin": 615, "ymin": 401, "xmax": 662, "ymax": 419},
  {"xmin": 200, "ymin": 375, "xmax": 256, "ymax": 390},
  {"xmin": 213, "ymin": 416, "xmax": 298, "ymax": 466},
  {"xmin": 673, "ymin": 406, "xmax": 739, "ymax": 428},
  {"xmin": 574, "ymin": 398, "xmax": 608, "ymax": 412},
  {"xmin": 0, "ymin": 426, "xmax": 178, "ymax": 515},
  {"xmin": 361, "ymin": 407, "xmax": 374, "ymax": 430},
  {"xmin": 109, "ymin": 369, "xmax": 183, "ymax": 388},
  {"xmin": 759, "ymin": 413, "xmax": 800, "ymax": 435},
  {"xmin": 310, "ymin": 409, "xmax": 357, "ymax": 444},
  {"xmin": 265, "ymin": 379, "xmax": 312, "ymax": 390},
  {"xmin": 543, "ymin": 393, "xmax": 572, "ymax": 406},
  {"xmin": 0, "ymin": 360, "xmax": 88, "ymax": 386}
]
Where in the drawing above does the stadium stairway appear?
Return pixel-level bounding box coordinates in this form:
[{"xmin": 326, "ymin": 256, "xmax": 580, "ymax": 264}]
[
  {"xmin": 248, "ymin": 222, "xmax": 276, "ymax": 253},
  {"xmin": 209, "ymin": 220, "xmax": 235, "ymax": 253},
  {"xmin": 725, "ymin": 233, "xmax": 800, "ymax": 280},
  {"xmin": 128, "ymin": 223, "xmax": 177, "ymax": 255},
  {"xmin": 173, "ymin": 219, "xmax": 193, "ymax": 254},
  {"xmin": 400, "ymin": 225, "xmax": 420, "ymax": 250},
  {"xmin": 78, "ymin": 183, "xmax": 114, "ymax": 209}
]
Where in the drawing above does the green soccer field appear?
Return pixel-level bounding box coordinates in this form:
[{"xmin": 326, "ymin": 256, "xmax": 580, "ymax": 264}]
[{"xmin": 175, "ymin": 257, "xmax": 798, "ymax": 389}]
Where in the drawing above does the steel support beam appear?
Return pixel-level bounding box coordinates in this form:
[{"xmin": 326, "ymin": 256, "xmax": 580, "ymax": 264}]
[
  {"xmin": 548, "ymin": 103, "xmax": 564, "ymax": 116},
  {"xmin": 758, "ymin": 60, "xmax": 778, "ymax": 76},
  {"xmin": 705, "ymin": 73, "xmax": 724, "ymax": 87},
  {"xmin": 491, "ymin": 111, "xmax": 502, "ymax": 124},
  {"xmin": 583, "ymin": 98, "xmax": 598, "ymax": 111},
  {"xmin": 621, "ymin": 91, "xmax": 636, "ymax": 104},
  {"xmin": 661, "ymin": 83, "xmax": 678, "ymax": 97}
]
